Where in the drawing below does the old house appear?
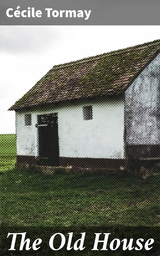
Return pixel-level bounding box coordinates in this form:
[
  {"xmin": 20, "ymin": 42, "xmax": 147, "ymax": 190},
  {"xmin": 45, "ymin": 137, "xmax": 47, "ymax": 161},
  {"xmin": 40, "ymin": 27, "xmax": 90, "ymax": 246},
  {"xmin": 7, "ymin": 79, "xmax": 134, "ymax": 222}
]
[{"xmin": 9, "ymin": 39, "xmax": 160, "ymax": 171}]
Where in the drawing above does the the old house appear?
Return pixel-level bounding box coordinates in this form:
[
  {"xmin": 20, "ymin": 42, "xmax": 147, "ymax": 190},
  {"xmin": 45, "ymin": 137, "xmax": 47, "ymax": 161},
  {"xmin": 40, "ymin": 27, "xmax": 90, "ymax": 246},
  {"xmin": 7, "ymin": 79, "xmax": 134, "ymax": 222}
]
[{"xmin": 9, "ymin": 39, "xmax": 160, "ymax": 171}]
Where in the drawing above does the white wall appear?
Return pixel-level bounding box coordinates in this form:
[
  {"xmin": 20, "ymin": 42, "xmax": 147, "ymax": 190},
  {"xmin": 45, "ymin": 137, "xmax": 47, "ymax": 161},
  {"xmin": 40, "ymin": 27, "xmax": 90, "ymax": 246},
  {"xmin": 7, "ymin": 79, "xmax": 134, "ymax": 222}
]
[
  {"xmin": 16, "ymin": 112, "xmax": 36, "ymax": 156},
  {"xmin": 16, "ymin": 96, "xmax": 125, "ymax": 159}
]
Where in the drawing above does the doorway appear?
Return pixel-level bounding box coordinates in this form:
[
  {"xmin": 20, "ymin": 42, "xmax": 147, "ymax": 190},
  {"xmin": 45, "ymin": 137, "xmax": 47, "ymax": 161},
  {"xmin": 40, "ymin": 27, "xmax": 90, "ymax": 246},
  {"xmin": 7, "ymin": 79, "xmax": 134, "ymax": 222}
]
[{"xmin": 37, "ymin": 113, "xmax": 59, "ymax": 166}]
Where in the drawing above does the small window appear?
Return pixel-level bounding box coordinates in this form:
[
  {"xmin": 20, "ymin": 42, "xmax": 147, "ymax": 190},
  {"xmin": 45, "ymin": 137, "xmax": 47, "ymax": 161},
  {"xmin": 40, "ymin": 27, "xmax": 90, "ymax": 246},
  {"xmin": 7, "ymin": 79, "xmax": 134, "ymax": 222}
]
[
  {"xmin": 25, "ymin": 114, "xmax": 32, "ymax": 126},
  {"xmin": 83, "ymin": 106, "xmax": 93, "ymax": 120}
]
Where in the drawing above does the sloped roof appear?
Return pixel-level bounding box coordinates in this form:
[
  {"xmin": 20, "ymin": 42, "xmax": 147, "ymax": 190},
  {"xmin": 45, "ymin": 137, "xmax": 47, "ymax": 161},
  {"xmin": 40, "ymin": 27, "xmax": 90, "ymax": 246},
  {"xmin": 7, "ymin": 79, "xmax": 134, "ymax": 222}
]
[{"xmin": 9, "ymin": 39, "xmax": 160, "ymax": 111}]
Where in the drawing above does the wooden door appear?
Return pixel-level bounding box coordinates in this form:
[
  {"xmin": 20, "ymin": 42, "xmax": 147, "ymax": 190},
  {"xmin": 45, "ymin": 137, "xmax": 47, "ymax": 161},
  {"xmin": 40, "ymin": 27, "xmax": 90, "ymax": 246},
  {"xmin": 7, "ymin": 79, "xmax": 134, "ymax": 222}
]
[{"xmin": 38, "ymin": 113, "xmax": 59, "ymax": 166}]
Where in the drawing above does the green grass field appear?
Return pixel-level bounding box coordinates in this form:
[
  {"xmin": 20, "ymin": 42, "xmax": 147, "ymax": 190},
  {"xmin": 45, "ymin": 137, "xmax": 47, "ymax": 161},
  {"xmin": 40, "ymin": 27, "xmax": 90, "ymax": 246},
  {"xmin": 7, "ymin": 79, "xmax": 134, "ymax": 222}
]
[
  {"xmin": 0, "ymin": 134, "xmax": 16, "ymax": 156},
  {"xmin": 1, "ymin": 169, "xmax": 160, "ymax": 255},
  {"xmin": 0, "ymin": 134, "xmax": 16, "ymax": 171},
  {"xmin": 0, "ymin": 134, "xmax": 160, "ymax": 255}
]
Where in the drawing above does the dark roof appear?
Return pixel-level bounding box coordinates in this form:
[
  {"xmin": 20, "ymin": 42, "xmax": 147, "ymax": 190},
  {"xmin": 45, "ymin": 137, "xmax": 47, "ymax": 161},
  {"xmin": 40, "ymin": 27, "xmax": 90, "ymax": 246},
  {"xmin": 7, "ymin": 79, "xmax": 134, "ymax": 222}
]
[{"xmin": 9, "ymin": 39, "xmax": 160, "ymax": 111}]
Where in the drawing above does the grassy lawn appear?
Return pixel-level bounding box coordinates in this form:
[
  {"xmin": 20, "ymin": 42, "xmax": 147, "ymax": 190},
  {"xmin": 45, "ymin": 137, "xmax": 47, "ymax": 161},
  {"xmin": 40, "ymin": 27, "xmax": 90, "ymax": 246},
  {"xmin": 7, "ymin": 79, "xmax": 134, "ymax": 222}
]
[
  {"xmin": 1, "ymin": 169, "xmax": 160, "ymax": 227},
  {"xmin": 1, "ymin": 169, "xmax": 160, "ymax": 255}
]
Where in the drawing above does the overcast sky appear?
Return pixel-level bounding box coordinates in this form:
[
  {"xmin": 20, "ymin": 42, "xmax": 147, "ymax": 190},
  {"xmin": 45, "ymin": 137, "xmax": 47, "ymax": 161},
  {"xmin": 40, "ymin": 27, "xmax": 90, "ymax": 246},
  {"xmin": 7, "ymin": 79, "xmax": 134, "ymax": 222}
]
[{"xmin": 0, "ymin": 26, "xmax": 159, "ymax": 134}]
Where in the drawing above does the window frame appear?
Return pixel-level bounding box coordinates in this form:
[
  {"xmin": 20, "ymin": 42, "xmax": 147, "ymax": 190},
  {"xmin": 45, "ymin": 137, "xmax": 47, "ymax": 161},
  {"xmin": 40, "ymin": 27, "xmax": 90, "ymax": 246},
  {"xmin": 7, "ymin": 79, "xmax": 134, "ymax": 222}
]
[
  {"xmin": 25, "ymin": 114, "xmax": 32, "ymax": 126},
  {"xmin": 83, "ymin": 105, "xmax": 93, "ymax": 121}
]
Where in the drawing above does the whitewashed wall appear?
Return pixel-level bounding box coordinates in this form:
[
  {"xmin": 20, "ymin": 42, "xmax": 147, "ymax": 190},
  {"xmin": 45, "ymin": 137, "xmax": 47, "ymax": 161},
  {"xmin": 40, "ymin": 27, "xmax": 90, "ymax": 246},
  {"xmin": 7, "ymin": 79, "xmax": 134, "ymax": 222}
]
[
  {"xmin": 125, "ymin": 53, "xmax": 160, "ymax": 145},
  {"xmin": 16, "ymin": 112, "xmax": 36, "ymax": 156},
  {"xmin": 16, "ymin": 96, "xmax": 125, "ymax": 159}
]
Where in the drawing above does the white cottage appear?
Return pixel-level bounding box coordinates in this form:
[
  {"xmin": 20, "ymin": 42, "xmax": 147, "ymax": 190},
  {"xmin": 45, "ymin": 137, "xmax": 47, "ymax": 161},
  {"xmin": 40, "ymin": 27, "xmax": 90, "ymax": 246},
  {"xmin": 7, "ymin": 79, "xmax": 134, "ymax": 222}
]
[{"xmin": 9, "ymin": 39, "xmax": 160, "ymax": 171}]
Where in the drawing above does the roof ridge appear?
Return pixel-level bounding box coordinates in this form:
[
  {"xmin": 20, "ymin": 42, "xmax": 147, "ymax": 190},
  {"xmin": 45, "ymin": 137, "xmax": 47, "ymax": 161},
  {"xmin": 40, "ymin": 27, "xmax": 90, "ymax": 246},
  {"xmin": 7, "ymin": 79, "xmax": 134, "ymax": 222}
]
[{"xmin": 52, "ymin": 39, "xmax": 160, "ymax": 70}]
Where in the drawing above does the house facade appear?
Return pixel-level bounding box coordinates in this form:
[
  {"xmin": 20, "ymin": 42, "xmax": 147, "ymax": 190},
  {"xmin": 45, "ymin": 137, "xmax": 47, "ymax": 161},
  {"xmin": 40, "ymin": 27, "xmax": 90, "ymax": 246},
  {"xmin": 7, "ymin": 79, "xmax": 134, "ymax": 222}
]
[
  {"xmin": 15, "ymin": 96, "xmax": 125, "ymax": 169},
  {"xmin": 9, "ymin": 39, "xmax": 160, "ymax": 170}
]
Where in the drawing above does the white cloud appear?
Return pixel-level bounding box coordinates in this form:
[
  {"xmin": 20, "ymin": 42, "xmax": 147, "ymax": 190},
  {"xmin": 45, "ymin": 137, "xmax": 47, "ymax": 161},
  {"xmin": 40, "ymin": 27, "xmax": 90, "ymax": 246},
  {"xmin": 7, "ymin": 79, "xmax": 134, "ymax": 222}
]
[{"xmin": 0, "ymin": 26, "xmax": 60, "ymax": 54}]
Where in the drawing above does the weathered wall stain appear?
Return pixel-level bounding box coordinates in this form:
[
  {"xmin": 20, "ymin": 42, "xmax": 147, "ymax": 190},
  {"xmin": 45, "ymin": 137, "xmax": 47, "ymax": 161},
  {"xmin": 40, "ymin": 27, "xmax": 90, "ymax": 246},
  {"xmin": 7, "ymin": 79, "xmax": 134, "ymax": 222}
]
[{"xmin": 125, "ymin": 53, "xmax": 160, "ymax": 147}]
